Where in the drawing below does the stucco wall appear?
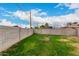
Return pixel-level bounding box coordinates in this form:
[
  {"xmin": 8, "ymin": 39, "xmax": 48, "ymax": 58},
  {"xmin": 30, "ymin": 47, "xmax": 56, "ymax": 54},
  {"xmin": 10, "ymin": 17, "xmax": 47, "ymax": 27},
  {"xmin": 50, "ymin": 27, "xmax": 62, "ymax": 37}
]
[{"xmin": 0, "ymin": 26, "xmax": 33, "ymax": 52}]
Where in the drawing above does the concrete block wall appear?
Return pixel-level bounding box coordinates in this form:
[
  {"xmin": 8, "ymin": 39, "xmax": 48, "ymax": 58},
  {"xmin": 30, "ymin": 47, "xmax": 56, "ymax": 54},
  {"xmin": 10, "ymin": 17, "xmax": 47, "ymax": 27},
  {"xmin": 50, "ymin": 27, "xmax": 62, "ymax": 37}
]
[
  {"xmin": 77, "ymin": 28, "xmax": 79, "ymax": 36},
  {"xmin": 34, "ymin": 28, "xmax": 77, "ymax": 36},
  {"xmin": 0, "ymin": 26, "xmax": 33, "ymax": 52},
  {"xmin": 0, "ymin": 26, "xmax": 79, "ymax": 52}
]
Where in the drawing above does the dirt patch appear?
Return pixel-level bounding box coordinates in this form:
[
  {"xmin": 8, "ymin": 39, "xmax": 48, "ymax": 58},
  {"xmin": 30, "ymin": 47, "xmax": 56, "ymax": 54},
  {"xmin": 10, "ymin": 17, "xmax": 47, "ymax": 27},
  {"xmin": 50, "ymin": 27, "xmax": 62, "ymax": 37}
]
[
  {"xmin": 70, "ymin": 47, "xmax": 79, "ymax": 56},
  {"xmin": 69, "ymin": 42, "xmax": 79, "ymax": 55},
  {"xmin": 67, "ymin": 36, "xmax": 79, "ymax": 42},
  {"xmin": 71, "ymin": 37, "xmax": 79, "ymax": 40},
  {"xmin": 59, "ymin": 39, "xmax": 70, "ymax": 42},
  {"xmin": 69, "ymin": 43, "xmax": 79, "ymax": 49},
  {"xmin": 40, "ymin": 37, "xmax": 50, "ymax": 42}
]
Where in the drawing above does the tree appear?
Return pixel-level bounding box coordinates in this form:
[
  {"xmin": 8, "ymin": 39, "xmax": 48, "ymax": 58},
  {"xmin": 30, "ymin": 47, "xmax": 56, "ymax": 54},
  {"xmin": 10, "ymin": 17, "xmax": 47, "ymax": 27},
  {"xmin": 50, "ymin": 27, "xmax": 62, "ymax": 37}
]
[
  {"xmin": 67, "ymin": 22, "xmax": 72, "ymax": 25},
  {"xmin": 45, "ymin": 23, "xmax": 49, "ymax": 28},
  {"xmin": 73, "ymin": 22, "xmax": 78, "ymax": 24},
  {"xmin": 39, "ymin": 23, "xmax": 50, "ymax": 29},
  {"xmin": 35, "ymin": 26, "xmax": 39, "ymax": 29},
  {"xmin": 40, "ymin": 25, "xmax": 45, "ymax": 29}
]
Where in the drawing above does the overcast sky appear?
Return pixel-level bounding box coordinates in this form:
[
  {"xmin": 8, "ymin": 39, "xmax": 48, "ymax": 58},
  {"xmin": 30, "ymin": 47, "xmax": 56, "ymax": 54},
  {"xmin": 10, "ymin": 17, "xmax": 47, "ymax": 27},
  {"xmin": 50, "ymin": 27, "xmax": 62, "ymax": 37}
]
[{"xmin": 0, "ymin": 3, "xmax": 79, "ymax": 28}]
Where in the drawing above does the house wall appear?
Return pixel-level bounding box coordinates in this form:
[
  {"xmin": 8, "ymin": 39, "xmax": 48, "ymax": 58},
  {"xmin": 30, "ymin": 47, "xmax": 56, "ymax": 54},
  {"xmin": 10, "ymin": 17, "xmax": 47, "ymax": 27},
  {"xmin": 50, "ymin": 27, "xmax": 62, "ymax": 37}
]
[{"xmin": 0, "ymin": 26, "xmax": 33, "ymax": 52}]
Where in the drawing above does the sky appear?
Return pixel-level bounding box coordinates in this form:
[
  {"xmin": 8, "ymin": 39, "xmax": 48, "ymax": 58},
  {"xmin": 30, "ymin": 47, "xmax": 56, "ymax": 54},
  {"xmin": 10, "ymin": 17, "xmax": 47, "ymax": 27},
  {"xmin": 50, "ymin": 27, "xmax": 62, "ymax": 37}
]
[{"xmin": 0, "ymin": 3, "xmax": 79, "ymax": 28}]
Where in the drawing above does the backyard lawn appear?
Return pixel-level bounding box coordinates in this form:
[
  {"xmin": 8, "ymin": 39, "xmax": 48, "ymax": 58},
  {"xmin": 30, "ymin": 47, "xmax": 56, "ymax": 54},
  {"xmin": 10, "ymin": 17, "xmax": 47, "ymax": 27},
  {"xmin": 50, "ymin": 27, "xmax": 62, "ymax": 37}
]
[{"xmin": 2, "ymin": 34, "xmax": 79, "ymax": 56}]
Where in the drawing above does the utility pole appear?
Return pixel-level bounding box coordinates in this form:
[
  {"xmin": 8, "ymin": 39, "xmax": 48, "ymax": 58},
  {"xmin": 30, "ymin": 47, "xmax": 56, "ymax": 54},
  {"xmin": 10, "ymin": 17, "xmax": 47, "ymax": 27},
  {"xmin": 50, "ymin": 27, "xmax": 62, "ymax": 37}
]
[{"xmin": 30, "ymin": 11, "xmax": 32, "ymax": 29}]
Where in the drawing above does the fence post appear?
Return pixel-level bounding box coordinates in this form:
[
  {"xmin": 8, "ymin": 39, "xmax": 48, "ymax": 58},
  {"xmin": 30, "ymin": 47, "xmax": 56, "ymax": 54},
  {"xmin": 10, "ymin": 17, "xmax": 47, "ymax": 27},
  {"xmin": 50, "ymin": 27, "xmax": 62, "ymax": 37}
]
[
  {"xmin": 19, "ymin": 28, "xmax": 21, "ymax": 40},
  {"xmin": 76, "ymin": 28, "xmax": 79, "ymax": 36}
]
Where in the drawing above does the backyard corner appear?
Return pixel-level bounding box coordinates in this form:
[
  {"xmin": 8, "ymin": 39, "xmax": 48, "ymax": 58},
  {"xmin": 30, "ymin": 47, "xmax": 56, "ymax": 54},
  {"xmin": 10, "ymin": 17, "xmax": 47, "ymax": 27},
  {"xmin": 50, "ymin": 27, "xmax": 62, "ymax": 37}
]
[{"xmin": 2, "ymin": 34, "xmax": 79, "ymax": 56}]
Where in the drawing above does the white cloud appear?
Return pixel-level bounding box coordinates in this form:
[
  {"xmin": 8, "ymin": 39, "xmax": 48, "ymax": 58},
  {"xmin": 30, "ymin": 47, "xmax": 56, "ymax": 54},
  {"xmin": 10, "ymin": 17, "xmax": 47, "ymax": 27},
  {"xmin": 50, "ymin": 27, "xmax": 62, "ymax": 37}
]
[
  {"xmin": 63, "ymin": 3, "xmax": 79, "ymax": 21},
  {"xmin": 13, "ymin": 9, "xmax": 47, "ymax": 20},
  {"xmin": 0, "ymin": 19, "xmax": 16, "ymax": 26},
  {"xmin": 13, "ymin": 10, "xmax": 30, "ymax": 20},
  {"xmin": 55, "ymin": 3, "xmax": 79, "ymax": 10},
  {"xmin": 13, "ymin": 10, "xmax": 79, "ymax": 26},
  {"xmin": 75, "ymin": 9, "xmax": 79, "ymax": 16},
  {"xmin": 12, "ymin": 8, "xmax": 79, "ymax": 27},
  {"xmin": 0, "ymin": 19, "xmax": 27, "ymax": 28},
  {"xmin": 1, "ymin": 4, "xmax": 79, "ymax": 28},
  {"xmin": 1, "ymin": 5, "xmax": 78, "ymax": 28},
  {"xmin": 31, "ymin": 9, "xmax": 47, "ymax": 16},
  {"xmin": 64, "ymin": 3, "xmax": 79, "ymax": 9},
  {"xmin": 54, "ymin": 3, "xmax": 63, "ymax": 8}
]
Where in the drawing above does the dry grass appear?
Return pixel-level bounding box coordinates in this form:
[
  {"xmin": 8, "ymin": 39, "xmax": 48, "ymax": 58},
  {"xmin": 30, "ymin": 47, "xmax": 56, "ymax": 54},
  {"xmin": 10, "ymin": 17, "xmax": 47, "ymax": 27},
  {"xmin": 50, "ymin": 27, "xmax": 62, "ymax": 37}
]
[{"xmin": 59, "ymin": 39, "xmax": 70, "ymax": 42}]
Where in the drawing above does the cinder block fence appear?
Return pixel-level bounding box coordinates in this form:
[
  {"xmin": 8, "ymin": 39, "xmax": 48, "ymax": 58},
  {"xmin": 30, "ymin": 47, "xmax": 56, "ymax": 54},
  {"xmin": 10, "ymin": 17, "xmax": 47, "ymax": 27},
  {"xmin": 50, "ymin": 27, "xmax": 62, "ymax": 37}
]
[
  {"xmin": 0, "ymin": 26, "xmax": 79, "ymax": 52},
  {"xmin": 0, "ymin": 26, "xmax": 33, "ymax": 52},
  {"xmin": 34, "ymin": 28, "xmax": 79, "ymax": 36}
]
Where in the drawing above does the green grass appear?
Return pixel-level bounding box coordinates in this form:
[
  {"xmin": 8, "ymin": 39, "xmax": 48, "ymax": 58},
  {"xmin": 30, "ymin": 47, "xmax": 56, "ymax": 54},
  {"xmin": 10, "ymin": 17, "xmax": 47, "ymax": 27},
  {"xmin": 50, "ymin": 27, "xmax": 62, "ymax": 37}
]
[{"xmin": 2, "ymin": 34, "xmax": 79, "ymax": 56}]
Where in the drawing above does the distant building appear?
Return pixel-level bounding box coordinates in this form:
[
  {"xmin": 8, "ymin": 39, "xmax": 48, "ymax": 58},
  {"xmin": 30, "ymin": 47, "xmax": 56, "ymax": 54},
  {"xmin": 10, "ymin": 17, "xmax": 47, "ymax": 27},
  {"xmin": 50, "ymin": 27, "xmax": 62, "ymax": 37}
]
[
  {"xmin": 13, "ymin": 25, "xmax": 22, "ymax": 28},
  {"xmin": 66, "ymin": 22, "xmax": 79, "ymax": 28}
]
